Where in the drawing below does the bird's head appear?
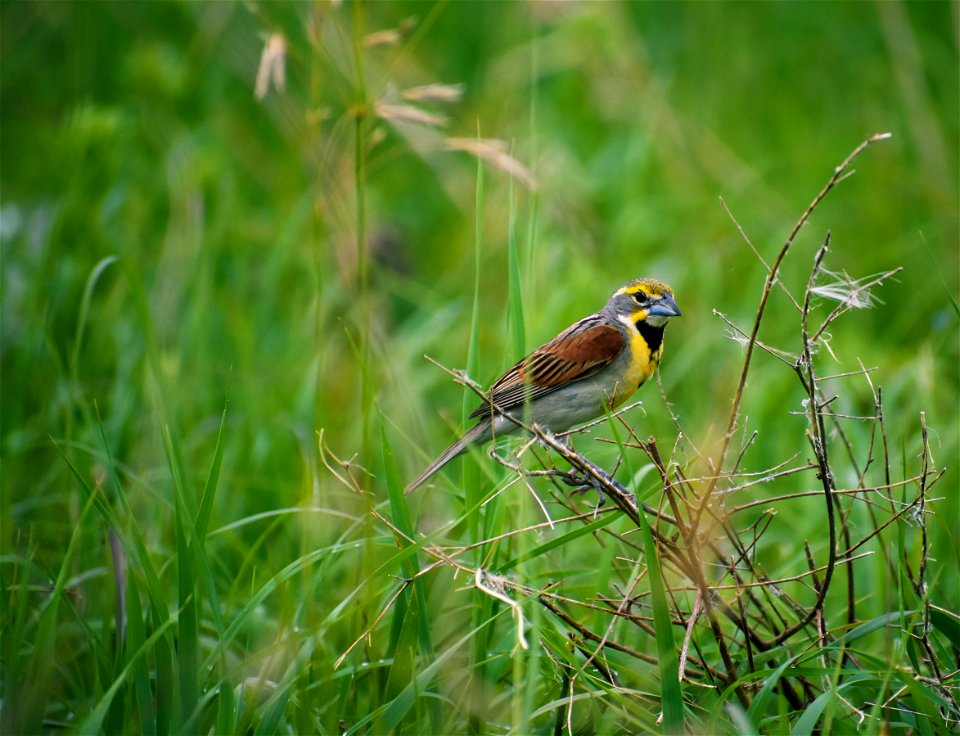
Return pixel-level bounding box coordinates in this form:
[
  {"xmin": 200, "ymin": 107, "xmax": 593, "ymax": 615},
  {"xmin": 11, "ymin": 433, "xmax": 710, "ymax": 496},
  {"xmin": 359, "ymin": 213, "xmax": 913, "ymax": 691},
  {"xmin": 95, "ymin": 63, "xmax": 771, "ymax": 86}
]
[{"xmin": 607, "ymin": 278, "xmax": 682, "ymax": 328}]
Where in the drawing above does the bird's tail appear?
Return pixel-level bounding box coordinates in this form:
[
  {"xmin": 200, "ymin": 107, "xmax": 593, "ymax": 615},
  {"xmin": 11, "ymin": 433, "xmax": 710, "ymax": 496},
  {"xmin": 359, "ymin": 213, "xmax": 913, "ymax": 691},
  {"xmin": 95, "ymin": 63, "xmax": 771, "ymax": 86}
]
[{"xmin": 405, "ymin": 423, "xmax": 488, "ymax": 495}]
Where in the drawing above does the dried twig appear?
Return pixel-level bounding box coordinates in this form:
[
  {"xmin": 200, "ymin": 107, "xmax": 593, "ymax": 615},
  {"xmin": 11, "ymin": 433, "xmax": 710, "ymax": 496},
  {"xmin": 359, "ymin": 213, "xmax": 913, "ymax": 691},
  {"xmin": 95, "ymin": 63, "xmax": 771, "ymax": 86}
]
[{"xmin": 706, "ymin": 133, "xmax": 892, "ymax": 506}]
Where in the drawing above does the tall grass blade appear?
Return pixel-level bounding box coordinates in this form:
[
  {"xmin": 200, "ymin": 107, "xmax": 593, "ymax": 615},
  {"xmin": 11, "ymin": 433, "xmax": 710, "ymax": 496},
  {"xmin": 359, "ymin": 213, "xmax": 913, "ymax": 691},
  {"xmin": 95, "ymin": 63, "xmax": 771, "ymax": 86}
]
[
  {"xmin": 56, "ymin": 427, "xmax": 177, "ymax": 732},
  {"xmin": 163, "ymin": 424, "xmax": 199, "ymax": 729},
  {"xmin": 745, "ymin": 656, "xmax": 796, "ymax": 723},
  {"xmin": 929, "ymin": 606, "xmax": 960, "ymax": 649},
  {"xmin": 353, "ymin": 611, "xmax": 506, "ymax": 735},
  {"xmin": 196, "ymin": 397, "xmax": 229, "ymax": 540},
  {"xmin": 0, "ymin": 549, "xmax": 35, "ymax": 735},
  {"xmin": 203, "ymin": 542, "xmax": 368, "ymax": 671},
  {"xmin": 501, "ymin": 512, "xmax": 620, "ymax": 571},
  {"xmin": 466, "ymin": 149, "xmax": 490, "ymax": 735},
  {"xmin": 70, "ymin": 255, "xmax": 119, "ymax": 380},
  {"xmin": 507, "ymin": 173, "xmax": 525, "ymax": 360},
  {"xmin": 791, "ymin": 689, "xmax": 835, "ymax": 736},
  {"xmin": 124, "ymin": 573, "xmax": 156, "ymax": 735},
  {"xmin": 639, "ymin": 511, "xmax": 684, "ymax": 733},
  {"xmin": 380, "ymin": 420, "xmax": 440, "ymax": 731},
  {"xmin": 464, "ymin": 151, "xmax": 485, "ymax": 518},
  {"xmin": 78, "ymin": 611, "xmax": 181, "ymax": 736},
  {"xmin": 18, "ymin": 486, "xmax": 99, "ymax": 733},
  {"xmin": 254, "ymin": 637, "xmax": 316, "ymax": 735}
]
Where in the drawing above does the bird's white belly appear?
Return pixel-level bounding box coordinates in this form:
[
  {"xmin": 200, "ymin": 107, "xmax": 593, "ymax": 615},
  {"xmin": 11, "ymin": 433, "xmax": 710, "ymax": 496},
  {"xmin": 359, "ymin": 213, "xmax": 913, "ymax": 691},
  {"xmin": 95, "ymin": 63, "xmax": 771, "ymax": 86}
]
[{"xmin": 489, "ymin": 377, "xmax": 615, "ymax": 436}]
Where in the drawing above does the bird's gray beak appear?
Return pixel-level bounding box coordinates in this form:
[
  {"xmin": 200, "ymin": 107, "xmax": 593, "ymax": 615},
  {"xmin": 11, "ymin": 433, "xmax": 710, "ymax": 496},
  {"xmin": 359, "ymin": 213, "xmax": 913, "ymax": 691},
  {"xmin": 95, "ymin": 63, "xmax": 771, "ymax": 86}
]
[{"xmin": 648, "ymin": 293, "xmax": 681, "ymax": 318}]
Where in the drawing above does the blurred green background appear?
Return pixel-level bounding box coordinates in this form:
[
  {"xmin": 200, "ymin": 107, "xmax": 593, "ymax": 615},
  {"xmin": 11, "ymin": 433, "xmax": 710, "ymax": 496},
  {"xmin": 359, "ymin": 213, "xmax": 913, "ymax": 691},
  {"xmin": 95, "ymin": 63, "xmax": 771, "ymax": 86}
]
[{"xmin": 2, "ymin": 1, "xmax": 957, "ymax": 732}]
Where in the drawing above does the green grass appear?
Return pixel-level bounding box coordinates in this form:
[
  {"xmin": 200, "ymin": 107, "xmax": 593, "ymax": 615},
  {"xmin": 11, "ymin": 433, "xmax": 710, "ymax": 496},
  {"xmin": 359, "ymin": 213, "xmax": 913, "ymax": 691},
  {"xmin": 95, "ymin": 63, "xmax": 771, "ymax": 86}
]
[{"xmin": 2, "ymin": 1, "xmax": 958, "ymax": 734}]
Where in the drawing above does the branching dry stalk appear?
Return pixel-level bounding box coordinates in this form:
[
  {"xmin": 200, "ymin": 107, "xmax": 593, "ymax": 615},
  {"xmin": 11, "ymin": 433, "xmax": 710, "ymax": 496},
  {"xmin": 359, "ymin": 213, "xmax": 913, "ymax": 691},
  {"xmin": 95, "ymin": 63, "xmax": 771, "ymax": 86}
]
[{"xmin": 325, "ymin": 133, "xmax": 957, "ymax": 728}]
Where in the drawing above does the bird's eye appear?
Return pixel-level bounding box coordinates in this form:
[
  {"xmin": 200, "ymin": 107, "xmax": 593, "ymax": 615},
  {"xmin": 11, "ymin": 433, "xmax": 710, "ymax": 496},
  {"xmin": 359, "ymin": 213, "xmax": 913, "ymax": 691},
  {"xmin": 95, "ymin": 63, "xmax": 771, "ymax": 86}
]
[{"xmin": 633, "ymin": 291, "xmax": 650, "ymax": 305}]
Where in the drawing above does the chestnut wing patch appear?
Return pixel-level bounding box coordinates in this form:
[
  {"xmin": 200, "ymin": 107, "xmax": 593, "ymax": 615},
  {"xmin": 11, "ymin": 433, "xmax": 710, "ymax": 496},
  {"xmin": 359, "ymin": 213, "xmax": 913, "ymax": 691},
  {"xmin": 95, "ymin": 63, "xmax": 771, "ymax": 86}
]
[{"xmin": 469, "ymin": 320, "xmax": 623, "ymax": 419}]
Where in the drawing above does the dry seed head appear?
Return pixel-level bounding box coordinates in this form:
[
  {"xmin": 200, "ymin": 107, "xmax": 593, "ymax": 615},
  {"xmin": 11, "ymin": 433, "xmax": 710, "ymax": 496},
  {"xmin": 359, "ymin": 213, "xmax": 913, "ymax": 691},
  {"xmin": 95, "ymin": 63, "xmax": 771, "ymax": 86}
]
[
  {"xmin": 255, "ymin": 33, "xmax": 286, "ymax": 100},
  {"xmin": 811, "ymin": 268, "xmax": 882, "ymax": 309},
  {"xmin": 363, "ymin": 17, "xmax": 417, "ymax": 48},
  {"xmin": 446, "ymin": 137, "xmax": 538, "ymax": 191},
  {"xmin": 363, "ymin": 29, "xmax": 401, "ymax": 48},
  {"xmin": 402, "ymin": 84, "xmax": 465, "ymax": 104},
  {"xmin": 375, "ymin": 102, "xmax": 448, "ymax": 128},
  {"xmin": 725, "ymin": 328, "xmax": 751, "ymax": 347}
]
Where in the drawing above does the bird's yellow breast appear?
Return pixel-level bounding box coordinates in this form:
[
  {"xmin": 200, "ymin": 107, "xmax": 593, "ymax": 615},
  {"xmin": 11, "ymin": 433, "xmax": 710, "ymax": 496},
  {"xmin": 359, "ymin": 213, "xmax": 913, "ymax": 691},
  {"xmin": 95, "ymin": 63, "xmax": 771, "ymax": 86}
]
[
  {"xmin": 620, "ymin": 330, "xmax": 660, "ymax": 399},
  {"xmin": 611, "ymin": 314, "xmax": 663, "ymax": 406}
]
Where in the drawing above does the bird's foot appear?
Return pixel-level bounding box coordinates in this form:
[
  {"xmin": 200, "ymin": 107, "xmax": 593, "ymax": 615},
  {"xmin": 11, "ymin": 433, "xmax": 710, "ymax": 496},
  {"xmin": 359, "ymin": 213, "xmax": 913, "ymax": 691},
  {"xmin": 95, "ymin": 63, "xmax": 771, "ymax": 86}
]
[
  {"xmin": 559, "ymin": 468, "xmax": 637, "ymax": 512},
  {"xmin": 559, "ymin": 470, "xmax": 607, "ymax": 509}
]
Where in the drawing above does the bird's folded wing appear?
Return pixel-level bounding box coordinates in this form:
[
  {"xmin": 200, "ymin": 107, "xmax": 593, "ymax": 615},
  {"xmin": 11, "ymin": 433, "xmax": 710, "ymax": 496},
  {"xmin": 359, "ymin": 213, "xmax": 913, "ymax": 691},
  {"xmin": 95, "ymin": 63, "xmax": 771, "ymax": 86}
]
[{"xmin": 469, "ymin": 319, "xmax": 623, "ymax": 419}]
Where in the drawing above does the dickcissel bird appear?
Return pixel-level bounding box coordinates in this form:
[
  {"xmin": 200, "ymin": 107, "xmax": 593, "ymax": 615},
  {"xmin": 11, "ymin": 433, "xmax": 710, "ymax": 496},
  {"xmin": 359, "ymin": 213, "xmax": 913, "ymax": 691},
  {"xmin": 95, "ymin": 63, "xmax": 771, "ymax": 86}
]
[{"xmin": 406, "ymin": 277, "xmax": 681, "ymax": 494}]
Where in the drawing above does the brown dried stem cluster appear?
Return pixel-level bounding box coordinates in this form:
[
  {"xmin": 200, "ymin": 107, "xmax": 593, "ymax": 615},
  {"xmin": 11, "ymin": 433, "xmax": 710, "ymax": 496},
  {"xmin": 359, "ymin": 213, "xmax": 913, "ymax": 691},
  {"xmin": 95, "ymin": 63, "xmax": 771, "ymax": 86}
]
[{"xmin": 323, "ymin": 134, "xmax": 957, "ymax": 728}]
